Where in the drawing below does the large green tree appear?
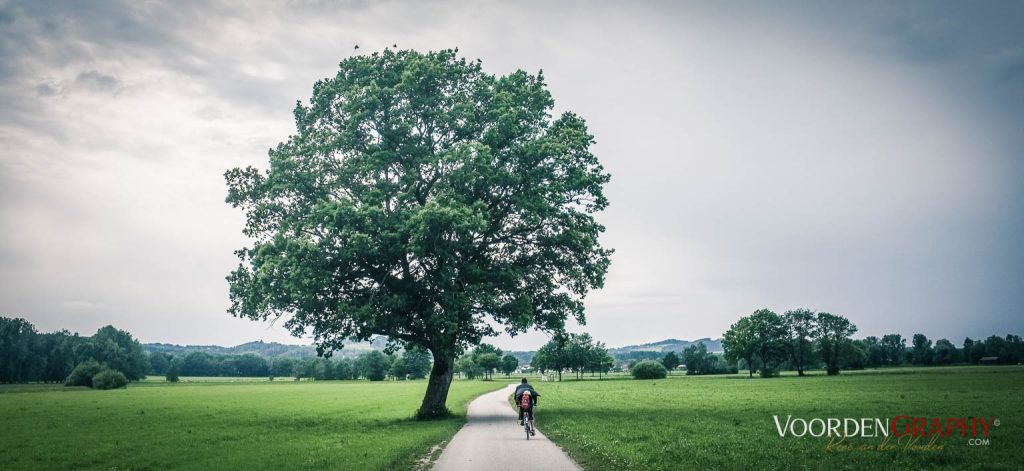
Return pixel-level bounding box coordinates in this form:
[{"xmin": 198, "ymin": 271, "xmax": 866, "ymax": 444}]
[
  {"xmin": 565, "ymin": 333, "xmax": 599, "ymax": 379},
  {"xmin": 357, "ymin": 351, "xmax": 390, "ymax": 381},
  {"xmin": 588, "ymin": 342, "xmax": 614, "ymax": 377},
  {"xmin": 932, "ymin": 338, "xmax": 959, "ymax": 365},
  {"xmin": 782, "ymin": 308, "xmax": 816, "ymax": 376},
  {"xmin": 661, "ymin": 351, "xmax": 680, "ymax": 373},
  {"xmin": 747, "ymin": 309, "xmax": 787, "ymax": 377},
  {"xmin": 402, "ymin": 348, "xmax": 432, "ymax": 380},
  {"xmin": 455, "ymin": 355, "xmax": 483, "ymax": 379},
  {"xmin": 815, "ymin": 312, "xmax": 857, "ymax": 375},
  {"xmin": 225, "ymin": 49, "xmax": 611, "ymax": 417},
  {"xmin": 911, "ymin": 333, "xmax": 934, "ymax": 365},
  {"xmin": 681, "ymin": 342, "xmax": 709, "ymax": 375},
  {"xmin": 723, "ymin": 309, "xmax": 787, "ymax": 377},
  {"xmin": 861, "ymin": 336, "xmax": 885, "ymax": 367},
  {"xmin": 76, "ymin": 325, "xmax": 148, "ymax": 381},
  {"xmin": 723, "ymin": 316, "xmax": 756, "ymax": 377},
  {"xmin": 471, "ymin": 344, "xmax": 502, "ymax": 380},
  {"xmin": 880, "ymin": 334, "xmax": 906, "ymax": 365},
  {"xmin": 500, "ymin": 354, "xmax": 519, "ymax": 377},
  {"xmin": 0, "ymin": 317, "xmax": 41, "ymax": 383},
  {"xmin": 533, "ymin": 335, "xmax": 570, "ymax": 381}
]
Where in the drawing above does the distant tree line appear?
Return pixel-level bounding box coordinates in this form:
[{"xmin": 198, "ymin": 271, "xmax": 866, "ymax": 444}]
[
  {"xmin": 0, "ymin": 317, "xmax": 433, "ymax": 383},
  {"xmin": 453, "ymin": 334, "xmax": 616, "ymax": 381},
  {"xmin": 674, "ymin": 343, "xmax": 737, "ymax": 375},
  {"xmin": 150, "ymin": 346, "xmax": 432, "ymax": 381},
  {"xmin": 454, "ymin": 344, "xmax": 520, "ymax": 380},
  {"xmin": 0, "ymin": 317, "xmax": 147, "ymax": 386},
  {"xmin": 848, "ymin": 333, "xmax": 1024, "ymax": 368},
  {"xmin": 720, "ymin": 309, "xmax": 1023, "ymax": 378},
  {"xmin": 530, "ymin": 333, "xmax": 615, "ymax": 380},
  {"xmin": 8, "ymin": 314, "xmax": 1018, "ymax": 384}
]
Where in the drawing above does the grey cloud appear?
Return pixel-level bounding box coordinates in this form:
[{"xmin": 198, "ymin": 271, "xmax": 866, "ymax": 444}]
[
  {"xmin": 74, "ymin": 70, "xmax": 120, "ymax": 92},
  {"xmin": 34, "ymin": 82, "xmax": 59, "ymax": 96}
]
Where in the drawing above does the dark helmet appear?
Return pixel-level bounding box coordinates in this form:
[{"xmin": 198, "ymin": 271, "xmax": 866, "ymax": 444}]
[{"xmin": 521, "ymin": 378, "xmax": 528, "ymax": 384}]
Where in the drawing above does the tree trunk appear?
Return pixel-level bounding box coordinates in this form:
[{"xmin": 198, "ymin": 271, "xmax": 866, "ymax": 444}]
[{"xmin": 418, "ymin": 350, "xmax": 454, "ymax": 419}]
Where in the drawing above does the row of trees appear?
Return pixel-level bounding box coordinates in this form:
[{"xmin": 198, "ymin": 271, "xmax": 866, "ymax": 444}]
[
  {"xmin": 149, "ymin": 351, "xmax": 274, "ymax": 377},
  {"xmin": 723, "ymin": 309, "xmax": 859, "ymax": 377},
  {"xmin": 0, "ymin": 317, "xmax": 438, "ymax": 384},
  {"xmin": 455, "ymin": 344, "xmax": 519, "ymax": 380},
  {"xmin": 673, "ymin": 343, "xmax": 737, "ymax": 375},
  {"xmin": 152, "ymin": 349, "xmax": 432, "ymax": 381},
  {"xmin": 531, "ymin": 333, "xmax": 615, "ymax": 380},
  {"xmin": 721, "ymin": 309, "xmax": 1024, "ymax": 377},
  {"xmin": 0, "ymin": 317, "xmax": 147, "ymax": 384},
  {"xmin": 847, "ymin": 334, "xmax": 1024, "ymax": 368}
]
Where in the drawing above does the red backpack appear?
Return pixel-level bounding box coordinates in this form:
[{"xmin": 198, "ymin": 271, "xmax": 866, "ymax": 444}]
[{"xmin": 519, "ymin": 391, "xmax": 533, "ymax": 409}]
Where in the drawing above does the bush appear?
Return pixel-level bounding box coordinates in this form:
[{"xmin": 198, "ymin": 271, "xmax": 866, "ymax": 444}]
[
  {"xmin": 166, "ymin": 365, "xmax": 180, "ymax": 382},
  {"xmin": 631, "ymin": 360, "xmax": 668, "ymax": 379},
  {"xmin": 92, "ymin": 369, "xmax": 128, "ymax": 390},
  {"xmin": 65, "ymin": 360, "xmax": 104, "ymax": 387}
]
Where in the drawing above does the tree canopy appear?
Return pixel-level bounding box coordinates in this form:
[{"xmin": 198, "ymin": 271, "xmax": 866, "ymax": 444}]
[
  {"xmin": 500, "ymin": 354, "xmax": 519, "ymax": 376},
  {"xmin": 224, "ymin": 48, "xmax": 611, "ymax": 417},
  {"xmin": 782, "ymin": 308, "xmax": 815, "ymax": 376},
  {"xmin": 815, "ymin": 312, "xmax": 857, "ymax": 375},
  {"xmin": 532, "ymin": 333, "xmax": 612, "ymax": 380}
]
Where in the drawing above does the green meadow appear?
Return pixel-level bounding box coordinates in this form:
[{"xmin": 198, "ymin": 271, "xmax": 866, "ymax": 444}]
[
  {"xmin": 536, "ymin": 366, "xmax": 1024, "ymax": 470},
  {"xmin": 3, "ymin": 367, "xmax": 1022, "ymax": 470},
  {"xmin": 0, "ymin": 379, "xmax": 503, "ymax": 471}
]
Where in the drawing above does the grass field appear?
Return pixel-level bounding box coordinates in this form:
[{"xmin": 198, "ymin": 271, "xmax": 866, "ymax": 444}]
[
  {"xmin": 4, "ymin": 367, "xmax": 1021, "ymax": 470},
  {"xmin": 535, "ymin": 365, "xmax": 1024, "ymax": 470},
  {"xmin": 139, "ymin": 376, "xmax": 280, "ymax": 383},
  {"xmin": 0, "ymin": 379, "xmax": 504, "ymax": 470}
]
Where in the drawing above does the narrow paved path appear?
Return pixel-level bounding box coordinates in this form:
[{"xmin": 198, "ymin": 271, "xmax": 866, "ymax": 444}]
[{"xmin": 432, "ymin": 384, "xmax": 582, "ymax": 471}]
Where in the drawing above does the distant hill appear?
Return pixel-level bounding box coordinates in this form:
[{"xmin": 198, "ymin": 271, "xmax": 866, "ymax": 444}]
[
  {"xmin": 142, "ymin": 336, "xmax": 722, "ymax": 361},
  {"xmin": 609, "ymin": 338, "xmax": 723, "ymax": 354},
  {"xmin": 143, "ymin": 337, "xmax": 389, "ymax": 359},
  {"xmin": 506, "ymin": 338, "xmax": 724, "ymax": 366},
  {"xmin": 506, "ymin": 351, "xmax": 535, "ymax": 365}
]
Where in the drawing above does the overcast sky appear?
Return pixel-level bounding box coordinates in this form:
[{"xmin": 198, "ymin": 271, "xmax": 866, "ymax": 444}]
[{"xmin": 1, "ymin": 0, "xmax": 1022, "ymax": 350}]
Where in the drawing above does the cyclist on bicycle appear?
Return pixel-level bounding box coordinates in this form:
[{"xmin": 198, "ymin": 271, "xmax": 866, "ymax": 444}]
[{"xmin": 515, "ymin": 378, "xmax": 540, "ymax": 435}]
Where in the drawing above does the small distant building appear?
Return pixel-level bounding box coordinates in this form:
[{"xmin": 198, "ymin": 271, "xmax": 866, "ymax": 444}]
[{"xmin": 979, "ymin": 356, "xmax": 999, "ymax": 364}]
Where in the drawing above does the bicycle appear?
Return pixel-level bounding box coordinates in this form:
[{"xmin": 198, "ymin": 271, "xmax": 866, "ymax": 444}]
[
  {"xmin": 524, "ymin": 412, "xmax": 533, "ymax": 439},
  {"xmin": 520, "ymin": 406, "xmax": 535, "ymax": 440}
]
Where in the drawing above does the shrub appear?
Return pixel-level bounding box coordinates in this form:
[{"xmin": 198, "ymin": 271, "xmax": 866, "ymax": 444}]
[
  {"xmin": 631, "ymin": 360, "xmax": 668, "ymax": 379},
  {"xmin": 92, "ymin": 369, "xmax": 128, "ymax": 390},
  {"xmin": 65, "ymin": 360, "xmax": 104, "ymax": 387},
  {"xmin": 166, "ymin": 365, "xmax": 180, "ymax": 383}
]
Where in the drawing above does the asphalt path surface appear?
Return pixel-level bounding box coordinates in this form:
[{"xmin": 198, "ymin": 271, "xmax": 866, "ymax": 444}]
[{"xmin": 432, "ymin": 383, "xmax": 582, "ymax": 471}]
